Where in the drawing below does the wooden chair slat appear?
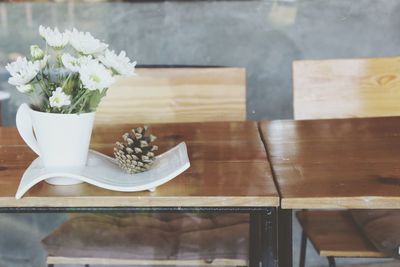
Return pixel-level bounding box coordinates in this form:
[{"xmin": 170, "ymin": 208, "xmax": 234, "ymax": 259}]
[
  {"xmin": 95, "ymin": 68, "xmax": 246, "ymax": 124},
  {"xmin": 297, "ymin": 210, "xmax": 385, "ymax": 257},
  {"xmin": 293, "ymin": 57, "xmax": 400, "ymax": 120}
]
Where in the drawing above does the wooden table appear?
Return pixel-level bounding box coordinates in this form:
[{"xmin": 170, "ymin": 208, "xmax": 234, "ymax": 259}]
[
  {"xmin": 0, "ymin": 121, "xmax": 279, "ymax": 267},
  {"xmin": 260, "ymin": 117, "xmax": 400, "ymax": 266}
]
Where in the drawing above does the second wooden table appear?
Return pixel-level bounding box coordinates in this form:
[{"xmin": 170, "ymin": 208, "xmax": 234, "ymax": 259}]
[{"xmin": 260, "ymin": 117, "xmax": 400, "ymax": 266}]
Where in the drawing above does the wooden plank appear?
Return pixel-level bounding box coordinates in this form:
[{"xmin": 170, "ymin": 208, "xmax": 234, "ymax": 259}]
[
  {"xmin": 351, "ymin": 209, "xmax": 400, "ymax": 258},
  {"xmin": 0, "ymin": 161, "xmax": 279, "ymax": 207},
  {"xmin": 92, "ymin": 121, "xmax": 261, "ymax": 143},
  {"xmin": 283, "ymin": 197, "xmax": 400, "ymax": 210},
  {"xmin": 95, "ymin": 68, "xmax": 246, "ymax": 124},
  {"xmin": 297, "ymin": 210, "xmax": 385, "ymax": 257},
  {"xmin": 44, "ymin": 213, "xmax": 249, "ymax": 265},
  {"xmin": 0, "ymin": 141, "xmax": 268, "ymax": 167},
  {"xmin": 293, "ymin": 57, "xmax": 400, "ymax": 120},
  {"xmin": 0, "ymin": 161, "xmax": 278, "ymax": 207},
  {"xmin": 0, "ymin": 127, "xmax": 26, "ymax": 145},
  {"xmin": 0, "ymin": 122, "xmax": 279, "ymax": 207},
  {"xmin": 260, "ymin": 117, "xmax": 400, "ymax": 209},
  {"xmin": 0, "ymin": 121, "xmax": 264, "ymax": 164},
  {"xmin": 47, "ymin": 257, "xmax": 247, "ymax": 266},
  {"xmin": 2, "ymin": 121, "xmax": 258, "ymax": 146}
]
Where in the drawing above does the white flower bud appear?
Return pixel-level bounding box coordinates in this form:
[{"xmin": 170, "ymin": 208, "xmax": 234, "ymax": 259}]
[
  {"xmin": 30, "ymin": 45, "xmax": 44, "ymax": 60},
  {"xmin": 16, "ymin": 84, "xmax": 34, "ymax": 94},
  {"xmin": 39, "ymin": 55, "xmax": 50, "ymax": 70}
]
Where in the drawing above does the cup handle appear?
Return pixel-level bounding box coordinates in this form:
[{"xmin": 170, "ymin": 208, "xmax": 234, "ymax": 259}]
[{"xmin": 16, "ymin": 104, "xmax": 41, "ymax": 156}]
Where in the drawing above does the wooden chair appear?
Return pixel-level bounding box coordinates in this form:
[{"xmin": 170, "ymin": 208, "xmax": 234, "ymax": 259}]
[
  {"xmin": 95, "ymin": 67, "xmax": 246, "ymax": 125},
  {"xmin": 43, "ymin": 67, "xmax": 248, "ymax": 267},
  {"xmin": 294, "ymin": 57, "xmax": 400, "ymax": 120},
  {"xmin": 293, "ymin": 57, "xmax": 400, "ymax": 266}
]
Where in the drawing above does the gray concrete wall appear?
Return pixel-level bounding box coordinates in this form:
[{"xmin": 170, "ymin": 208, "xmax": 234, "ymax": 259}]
[
  {"xmin": 2, "ymin": 0, "xmax": 400, "ymax": 125},
  {"xmin": 0, "ymin": 0, "xmax": 400, "ymax": 266}
]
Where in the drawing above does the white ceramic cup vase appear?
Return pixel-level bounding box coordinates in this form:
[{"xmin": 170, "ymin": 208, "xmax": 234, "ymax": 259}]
[{"xmin": 16, "ymin": 103, "xmax": 96, "ymax": 185}]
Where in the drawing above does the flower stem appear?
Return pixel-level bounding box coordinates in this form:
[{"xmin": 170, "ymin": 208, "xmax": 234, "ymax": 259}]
[
  {"xmin": 79, "ymin": 96, "xmax": 88, "ymax": 113},
  {"xmin": 62, "ymin": 73, "xmax": 73, "ymax": 88},
  {"xmin": 35, "ymin": 75, "xmax": 51, "ymax": 97},
  {"xmin": 69, "ymin": 90, "xmax": 89, "ymax": 113}
]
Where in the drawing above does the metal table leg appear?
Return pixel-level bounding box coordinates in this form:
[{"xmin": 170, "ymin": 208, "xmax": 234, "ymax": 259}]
[
  {"xmin": 249, "ymin": 212, "xmax": 261, "ymax": 267},
  {"xmin": 278, "ymin": 208, "xmax": 293, "ymax": 267},
  {"xmin": 249, "ymin": 208, "xmax": 278, "ymax": 267}
]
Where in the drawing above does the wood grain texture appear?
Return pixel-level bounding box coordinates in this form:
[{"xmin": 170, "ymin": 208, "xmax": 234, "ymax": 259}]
[
  {"xmin": 296, "ymin": 210, "xmax": 385, "ymax": 257},
  {"xmin": 0, "ymin": 122, "xmax": 279, "ymax": 207},
  {"xmin": 95, "ymin": 68, "xmax": 246, "ymax": 124},
  {"xmin": 292, "ymin": 58, "xmax": 398, "ymax": 260},
  {"xmin": 47, "ymin": 257, "xmax": 247, "ymax": 266},
  {"xmin": 260, "ymin": 117, "xmax": 400, "ymax": 209},
  {"xmin": 293, "ymin": 57, "xmax": 400, "ymax": 120},
  {"xmin": 44, "ymin": 213, "xmax": 249, "ymax": 266},
  {"xmin": 351, "ymin": 209, "xmax": 400, "ymax": 258}
]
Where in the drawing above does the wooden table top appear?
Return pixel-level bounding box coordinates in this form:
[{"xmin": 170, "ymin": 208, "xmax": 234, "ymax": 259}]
[
  {"xmin": 0, "ymin": 121, "xmax": 279, "ymax": 208},
  {"xmin": 260, "ymin": 117, "xmax": 400, "ymax": 209}
]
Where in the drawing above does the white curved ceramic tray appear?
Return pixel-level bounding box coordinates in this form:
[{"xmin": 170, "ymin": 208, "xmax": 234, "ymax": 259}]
[{"xmin": 16, "ymin": 142, "xmax": 190, "ymax": 199}]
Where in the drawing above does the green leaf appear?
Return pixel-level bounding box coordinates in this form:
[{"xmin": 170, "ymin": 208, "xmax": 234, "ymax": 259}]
[
  {"xmin": 63, "ymin": 74, "xmax": 79, "ymax": 95},
  {"xmin": 88, "ymin": 90, "xmax": 102, "ymax": 112}
]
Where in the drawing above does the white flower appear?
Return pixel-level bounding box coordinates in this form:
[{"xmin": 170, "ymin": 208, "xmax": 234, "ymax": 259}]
[
  {"xmin": 39, "ymin": 54, "xmax": 50, "ymax": 70},
  {"xmin": 68, "ymin": 28, "xmax": 108, "ymax": 55},
  {"xmin": 61, "ymin": 53, "xmax": 94, "ymax": 72},
  {"xmin": 99, "ymin": 49, "xmax": 136, "ymax": 76},
  {"xmin": 16, "ymin": 84, "xmax": 34, "ymax": 94},
  {"xmin": 6, "ymin": 57, "xmax": 40, "ymax": 86},
  {"xmin": 49, "ymin": 87, "xmax": 71, "ymax": 108},
  {"xmin": 79, "ymin": 60, "xmax": 115, "ymax": 91},
  {"xmin": 30, "ymin": 45, "xmax": 44, "ymax": 60},
  {"xmin": 39, "ymin": 25, "xmax": 69, "ymax": 49}
]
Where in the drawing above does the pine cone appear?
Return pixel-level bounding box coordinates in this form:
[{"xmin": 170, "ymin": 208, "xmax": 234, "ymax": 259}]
[{"xmin": 114, "ymin": 126, "xmax": 158, "ymax": 174}]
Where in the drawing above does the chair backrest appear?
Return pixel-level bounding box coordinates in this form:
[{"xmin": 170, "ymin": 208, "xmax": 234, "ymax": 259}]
[
  {"xmin": 293, "ymin": 57, "xmax": 400, "ymax": 120},
  {"xmin": 95, "ymin": 67, "xmax": 246, "ymax": 124}
]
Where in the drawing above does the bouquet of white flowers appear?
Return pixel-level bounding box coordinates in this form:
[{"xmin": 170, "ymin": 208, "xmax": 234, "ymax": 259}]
[{"xmin": 6, "ymin": 26, "xmax": 136, "ymax": 114}]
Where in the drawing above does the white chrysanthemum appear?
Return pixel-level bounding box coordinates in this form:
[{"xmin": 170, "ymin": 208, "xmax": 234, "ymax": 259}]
[
  {"xmin": 16, "ymin": 84, "xmax": 34, "ymax": 94},
  {"xmin": 61, "ymin": 53, "xmax": 80, "ymax": 72},
  {"xmin": 99, "ymin": 49, "xmax": 136, "ymax": 76},
  {"xmin": 30, "ymin": 45, "xmax": 44, "ymax": 60},
  {"xmin": 79, "ymin": 60, "xmax": 115, "ymax": 91},
  {"xmin": 61, "ymin": 53, "xmax": 94, "ymax": 72},
  {"xmin": 68, "ymin": 28, "xmax": 108, "ymax": 55},
  {"xmin": 6, "ymin": 57, "xmax": 40, "ymax": 86},
  {"xmin": 39, "ymin": 25, "xmax": 69, "ymax": 49},
  {"xmin": 49, "ymin": 87, "xmax": 71, "ymax": 108}
]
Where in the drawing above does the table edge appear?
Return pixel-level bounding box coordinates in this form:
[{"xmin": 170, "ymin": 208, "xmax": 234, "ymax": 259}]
[
  {"xmin": 0, "ymin": 196, "xmax": 280, "ymax": 208},
  {"xmin": 282, "ymin": 197, "xmax": 400, "ymax": 209}
]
